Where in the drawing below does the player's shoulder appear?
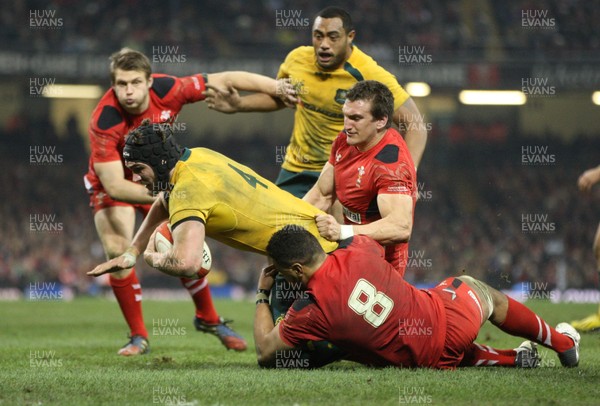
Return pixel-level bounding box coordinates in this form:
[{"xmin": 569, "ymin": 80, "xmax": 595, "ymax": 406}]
[
  {"xmin": 348, "ymin": 46, "xmax": 381, "ymax": 68},
  {"xmin": 334, "ymin": 235, "xmax": 386, "ymax": 262},
  {"xmin": 284, "ymin": 46, "xmax": 314, "ymax": 63},
  {"xmin": 150, "ymin": 73, "xmax": 179, "ymax": 99},
  {"xmin": 90, "ymin": 91, "xmax": 124, "ymax": 133},
  {"xmin": 350, "ymin": 46, "xmax": 398, "ymax": 79},
  {"xmin": 373, "ymin": 128, "xmax": 411, "ymax": 164}
]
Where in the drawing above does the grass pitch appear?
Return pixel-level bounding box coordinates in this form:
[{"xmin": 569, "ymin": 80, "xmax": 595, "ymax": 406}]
[{"xmin": 0, "ymin": 298, "xmax": 598, "ymax": 405}]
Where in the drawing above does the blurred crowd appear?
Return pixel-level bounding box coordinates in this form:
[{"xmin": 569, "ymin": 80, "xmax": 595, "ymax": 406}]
[
  {"xmin": 1, "ymin": 113, "xmax": 599, "ymax": 296},
  {"xmin": 4, "ymin": 0, "xmax": 598, "ymax": 60},
  {"xmin": 2, "ymin": 0, "xmax": 599, "ymax": 297}
]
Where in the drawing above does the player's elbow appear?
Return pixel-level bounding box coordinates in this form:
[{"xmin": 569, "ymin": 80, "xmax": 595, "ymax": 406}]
[
  {"xmin": 101, "ymin": 181, "xmax": 121, "ymax": 199},
  {"xmin": 390, "ymin": 222, "xmax": 412, "ymax": 243},
  {"xmin": 179, "ymin": 255, "xmax": 203, "ymax": 278}
]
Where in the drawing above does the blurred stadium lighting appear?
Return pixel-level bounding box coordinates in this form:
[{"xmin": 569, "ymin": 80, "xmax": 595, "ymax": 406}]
[
  {"xmin": 405, "ymin": 82, "xmax": 431, "ymax": 97},
  {"xmin": 42, "ymin": 84, "xmax": 103, "ymax": 99},
  {"xmin": 459, "ymin": 90, "xmax": 527, "ymax": 105},
  {"xmin": 592, "ymin": 91, "xmax": 600, "ymax": 105}
]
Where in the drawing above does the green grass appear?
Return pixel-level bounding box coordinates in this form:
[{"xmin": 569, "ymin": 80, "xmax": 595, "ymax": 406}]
[{"xmin": 0, "ymin": 298, "xmax": 598, "ymax": 405}]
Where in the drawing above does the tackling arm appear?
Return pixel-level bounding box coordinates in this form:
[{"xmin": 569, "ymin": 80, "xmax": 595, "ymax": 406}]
[
  {"xmin": 394, "ymin": 97, "xmax": 427, "ymax": 169},
  {"xmin": 315, "ymin": 193, "xmax": 413, "ymax": 245},
  {"xmin": 94, "ymin": 161, "xmax": 156, "ymax": 204},
  {"xmin": 206, "ymin": 71, "xmax": 296, "ymax": 101},
  {"xmin": 303, "ymin": 162, "xmax": 336, "ymax": 212}
]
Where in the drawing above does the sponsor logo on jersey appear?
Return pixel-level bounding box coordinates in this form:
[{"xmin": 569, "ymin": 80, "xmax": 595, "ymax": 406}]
[
  {"xmin": 387, "ymin": 185, "xmax": 409, "ymax": 193},
  {"xmin": 343, "ymin": 206, "xmax": 362, "ymax": 224}
]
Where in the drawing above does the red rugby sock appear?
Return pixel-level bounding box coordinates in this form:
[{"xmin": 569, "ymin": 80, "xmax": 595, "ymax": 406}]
[
  {"xmin": 180, "ymin": 277, "xmax": 220, "ymax": 324},
  {"xmin": 497, "ymin": 297, "xmax": 573, "ymax": 353},
  {"xmin": 460, "ymin": 343, "xmax": 516, "ymax": 366},
  {"xmin": 109, "ymin": 270, "xmax": 148, "ymax": 338}
]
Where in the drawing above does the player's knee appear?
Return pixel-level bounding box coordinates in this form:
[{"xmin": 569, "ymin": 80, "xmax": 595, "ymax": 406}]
[{"xmin": 458, "ymin": 275, "xmax": 495, "ymax": 322}]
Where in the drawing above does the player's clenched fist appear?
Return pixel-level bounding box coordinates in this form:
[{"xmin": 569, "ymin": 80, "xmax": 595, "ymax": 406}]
[{"xmin": 315, "ymin": 214, "xmax": 343, "ymax": 241}]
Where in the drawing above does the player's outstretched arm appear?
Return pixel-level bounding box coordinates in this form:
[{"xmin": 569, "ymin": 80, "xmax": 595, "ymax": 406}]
[
  {"xmin": 143, "ymin": 219, "xmax": 206, "ymax": 278},
  {"xmin": 254, "ymin": 266, "xmax": 294, "ymax": 368},
  {"xmin": 315, "ymin": 194, "xmax": 413, "ymax": 244},
  {"xmin": 206, "ymin": 72, "xmax": 295, "ymax": 97},
  {"xmin": 578, "ymin": 165, "xmax": 600, "ymax": 193},
  {"xmin": 303, "ymin": 162, "xmax": 335, "ymax": 212},
  {"xmin": 87, "ymin": 195, "xmax": 169, "ymax": 277},
  {"xmin": 205, "ymin": 80, "xmax": 297, "ymax": 113},
  {"xmin": 94, "ymin": 161, "xmax": 156, "ymax": 204},
  {"xmin": 394, "ymin": 97, "xmax": 427, "ymax": 169}
]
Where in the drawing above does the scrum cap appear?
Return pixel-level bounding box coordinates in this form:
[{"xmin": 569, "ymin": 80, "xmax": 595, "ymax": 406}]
[{"xmin": 123, "ymin": 119, "xmax": 183, "ymax": 188}]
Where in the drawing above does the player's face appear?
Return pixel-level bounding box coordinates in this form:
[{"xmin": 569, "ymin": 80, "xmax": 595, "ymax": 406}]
[
  {"xmin": 343, "ymin": 99, "xmax": 388, "ymax": 151},
  {"xmin": 312, "ymin": 17, "xmax": 355, "ymax": 70},
  {"xmin": 113, "ymin": 69, "xmax": 153, "ymax": 114},
  {"xmin": 125, "ymin": 161, "xmax": 155, "ymax": 191}
]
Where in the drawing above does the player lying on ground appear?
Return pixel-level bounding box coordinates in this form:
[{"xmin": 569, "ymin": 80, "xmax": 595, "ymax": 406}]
[{"xmin": 254, "ymin": 226, "xmax": 581, "ymax": 369}]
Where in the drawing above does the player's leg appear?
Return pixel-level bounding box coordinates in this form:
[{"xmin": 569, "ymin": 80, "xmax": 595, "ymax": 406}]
[
  {"xmin": 94, "ymin": 204, "xmax": 148, "ymax": 356},
  {"xmin": 180, "ymin": 276, "xmax": 247, "ymax": 351},
  {"xmin": 571, "ymin": 222, "xmax": 600, "ymax": 332},
  {"xmin": 460, "ymin": 341, "xmax": 539, "ymax": 368},
  {"xmin": 462, "ymin": 276, "xmax": 580, "ymax": 367}
]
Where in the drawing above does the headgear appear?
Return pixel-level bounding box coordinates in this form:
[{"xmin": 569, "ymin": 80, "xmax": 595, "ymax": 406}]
[{"xmin": 123, "ymin": 119, "xmax": 183, "ymax": 191}]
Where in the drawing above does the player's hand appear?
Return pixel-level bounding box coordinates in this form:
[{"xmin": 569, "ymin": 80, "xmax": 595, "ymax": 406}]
[
  {"xmin": 87, "ymin": 248, "xmax": 138, "ymax": 277},
  {"xmin": 204, "ymin": 81, "xmax": 241, "ymax": 114},
  {"xmin": 315, "ymin": 214, "xmax": 342, "ymax": 241},
  {"xmin": 578, "ymin": 168, "xmax": 600, "ymax": 193},
  {"xmin": 258, "ymin": 265, "xmax": 277, "ymax": 291},
  {"xmin": 276, "ymin": 78, "xmax": 299, "ymax": 109}
]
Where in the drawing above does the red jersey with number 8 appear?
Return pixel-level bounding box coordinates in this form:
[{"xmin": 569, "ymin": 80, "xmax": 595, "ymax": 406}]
[{"xmin": 279, "ymin": 235, "xmax": 446, "ymax": 368}]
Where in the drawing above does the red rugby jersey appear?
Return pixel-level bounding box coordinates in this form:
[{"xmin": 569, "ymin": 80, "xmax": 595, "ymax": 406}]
[
  {"xmin": 279, "ymin": 235, "xmax": 446, "ymax": 368},
  {"xmin": 328, "ymin": 128, "xmax": 416, "ymax": 274}
]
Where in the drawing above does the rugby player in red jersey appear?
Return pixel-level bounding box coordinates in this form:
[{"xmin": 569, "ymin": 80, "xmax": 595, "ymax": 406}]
[
  {"xmin": 86, "ymin": 48, "xmax": 290, "ymax": 355},
  {"xmin": 304, "ymin": 80, "xmax": 416, "ymax": 275},
  {"xmin": 254, "ymin": 226, "xmax": 581, "ymax": 369}
]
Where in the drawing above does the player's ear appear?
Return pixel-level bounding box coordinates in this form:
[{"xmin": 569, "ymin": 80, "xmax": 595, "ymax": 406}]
[
  {"xmin": 147, "ymin": 75, "xmax": 153, "ymax": 89},
  {"xmin": 291, "ymin": 263, "xmax": 304, "ymax": 279},
  {"xmin": 347, "ymin": 29, "xmax": 356, "ymax": 44},
  {"xmin": 376, "ymin": 115, "xmax": 388, "ymax": 131}
]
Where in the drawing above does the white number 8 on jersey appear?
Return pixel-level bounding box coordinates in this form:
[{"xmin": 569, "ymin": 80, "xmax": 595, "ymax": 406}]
[{"xmin": 347, "ymin": 279, "xmax": 394, "ymax": 328}]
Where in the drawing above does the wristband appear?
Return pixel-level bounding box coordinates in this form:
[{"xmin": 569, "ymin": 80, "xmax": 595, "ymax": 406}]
[
  {"xmin": 257, "ymin": 288, "xmax": 270, "ymax": 296},
  {"xmin": 122, "ymin": 248, "xmax": 138, "ymax": 265},
  {"xmin": 256, "ymin": 298, "xmax": 270, "ymax": 305},
  {"xmin": 339, "ymin": 225, "xmax": 354, "ymax": 240},
  {"xmin": 255, "ymin": 292, "xmax": 269, "ymax": 302}
]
